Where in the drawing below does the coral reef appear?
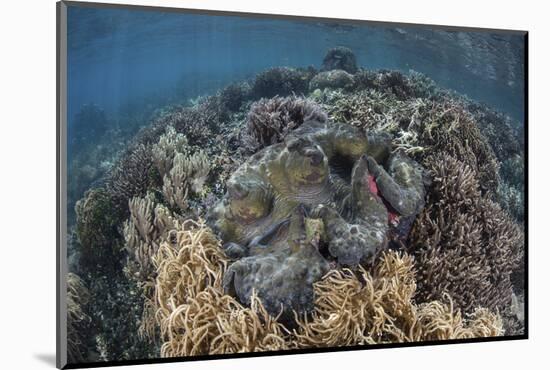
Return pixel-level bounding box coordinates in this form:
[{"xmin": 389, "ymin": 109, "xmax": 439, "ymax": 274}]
[
  {"xmin": 75, "ymin": 188, "xmax": 124, "ymax": 273},
  {"xmin": 150, "ymin": 220, "xmax": 290, "ymax": 355},
  {"xmin": 497, "ymin": 153, "xmax": 525, "ymax": 222},
  {"xmin": 68, "ymin": 59, "xmax": 525, "ymax": 361},
  {"xmin": 468, "ymin": 101, "xmax": 523, "ymax": 162},
  {"xmin": 107, "ymin": 144, "xmax": 154, "ymax": 215},
  {"xmin": 132, "ymin": 97, "xmax": 221, "ymax": 149},
  {"xmin": 123, "ymin": 194, "xmax": 181, "ymax": 285},
  {"xmin": 309, "ymin": 70, "xmax": 355, "ymax": 91},
  {"xmin": 251, "ymin": 67, "xmax": 314, "ymax": 99},
  {"xmin": 150, "ymin": 125, "xmax": 211, "ymax": 212},
  {"xmin": 148, "ymin": 222, "xmax": 503, "ymax": 356},
  {"xmin": 408, "ymin": 154, "xmax": 523, "ymax": 316},
  {"xmin": 313, "ymin": 85, "xmax": 500, "ymax": 196},
  {"xmin": 67, "ymin": 273, "xmax": 92, "ymax": 364},
  {"xmin": 162, "ymin": 151, "xmax": 210, "ymax": 211},
  {"xmin": 293, "ymin": 251, "xmax": 503, "ymax": 346},
  {"xmin": 75, "ymin": 188, "xmax": 159, "ymax": 360},
  {"xmin": 243, "ymin": 96, "xmax": 328, "ymax": 153},
  {"xmin": 321, "ymin": 46, "xmax": 358, "ymax": 74},
  {"xmin": 219, "ymin": 82, "xmax": 252, "ymax": 112},
  {"xmin": 351, "ymin": 70, "xmax": 416, "ymax": 99},
  {"xmin": 151, "ymin": 126, "xmax": 189, "ymax": 178}
]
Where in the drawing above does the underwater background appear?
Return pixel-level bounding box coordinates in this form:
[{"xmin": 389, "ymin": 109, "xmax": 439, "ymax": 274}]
[{"xmin": 65, "ymin": 3, "xmax": 525, "ymax": 365}]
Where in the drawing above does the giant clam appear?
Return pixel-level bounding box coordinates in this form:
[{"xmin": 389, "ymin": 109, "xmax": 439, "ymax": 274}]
[{"xmin": 210, "ymin": 118, "xmax": 428, "ymax": 322}]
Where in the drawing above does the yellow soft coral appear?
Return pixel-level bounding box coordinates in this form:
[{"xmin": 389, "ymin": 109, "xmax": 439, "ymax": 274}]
[{"xmin": 146, "ymin": 221, "xmax": 503, "ymax": 357}]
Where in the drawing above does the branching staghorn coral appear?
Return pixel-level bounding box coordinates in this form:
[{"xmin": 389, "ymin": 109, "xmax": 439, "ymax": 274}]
[
  {"xmin": 312, "ymin": 88, "xmax": 423, "ymax": 135},
  {"xmin": 408, "ymin": 154, "xmax": 523, "ymax": 317},
  {"xmin": 243, "ymin": 95, "xmax": 327, "ymax": 152},
  {"xmin": 67, "ymin": 273, "xmax": 92, "ymax": 363},
  {"xmin": 416, "ymin": 100, "xmax": 500, "ymax": 196},
  {"xmin": 312, "ymin": 86, "xmax": 500, "ymax": 196},
  {"xmin": 292, "ymin": 251, "xmax": 503, "ymax": 347}
]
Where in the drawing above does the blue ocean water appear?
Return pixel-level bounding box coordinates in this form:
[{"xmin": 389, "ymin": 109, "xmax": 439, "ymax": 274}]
[{"xmin": 67, "ymin": 5, "xmax": 525, "ymax": 126}]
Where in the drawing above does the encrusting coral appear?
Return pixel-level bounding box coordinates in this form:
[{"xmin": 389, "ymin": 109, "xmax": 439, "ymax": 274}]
[{"xmin": 408, "ymin": 154, "xmax": 523, "ymax": 316}]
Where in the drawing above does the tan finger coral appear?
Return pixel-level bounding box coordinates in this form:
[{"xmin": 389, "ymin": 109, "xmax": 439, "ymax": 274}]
[
  {"xmin": 146, "ymin": 221, "xmax": 503, "ymax": 357},
  {"xmin": 293, "ymin": 251, "xmax": 503, "ymax": 347},
  {"xmin": 150, "ymin": 220, "xmax": 289, "ymax": 356}
]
